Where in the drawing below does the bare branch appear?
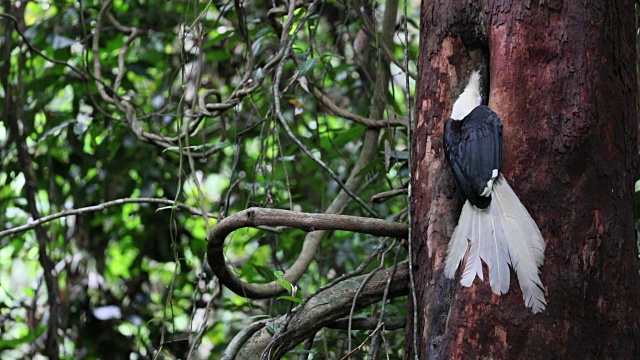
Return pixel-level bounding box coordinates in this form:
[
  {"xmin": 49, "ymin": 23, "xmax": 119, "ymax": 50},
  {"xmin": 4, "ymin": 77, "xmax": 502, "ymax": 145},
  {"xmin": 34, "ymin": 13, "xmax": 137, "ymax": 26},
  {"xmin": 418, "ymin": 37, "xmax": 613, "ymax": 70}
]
[
  {"xmin": 222, "ymin": 320, "xmax": 269, "ymax": 360},
  {"xmin": 206, "ymin": 207, "xmax": 407, "ymax": 299},
  {"xmin": 368, "ymin": 239, "xmax": 404, "ymax": 357},
  {"xmin": 230, "ymin": 261, "xmax": 409, "ymax": 359},
  {"xmin": 347, "ymin": 241, "xmax": 398, "ymax": 351},
  {"xmin": 327, "ymin": 316, "xmax": 405, "ymax": 331},
  {"xmin": 311, "ymin": 86, "xmax": 408, "ymax": 128},
  {"xmin": 187, "ymin": 277, "xmax": 221, "ymax": 359},
  {"xmin": 341, "ymin": 323, "xmax": 383, "ymax": 360},
  {"xmin": 371, "ymin": 188, "xmax": 408, "ymax": 203},
  {"xmin": 0, "ymin": 198, "xmax": 217, "ymax": 239}
]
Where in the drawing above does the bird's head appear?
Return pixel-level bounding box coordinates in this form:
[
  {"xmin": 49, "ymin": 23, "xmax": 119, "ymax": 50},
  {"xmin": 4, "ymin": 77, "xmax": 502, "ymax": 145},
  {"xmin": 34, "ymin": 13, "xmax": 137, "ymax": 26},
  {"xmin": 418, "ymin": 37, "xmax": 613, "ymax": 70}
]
[{"xmin": 450, "ymin": 70, "xmax": 482, "ymax": 120}]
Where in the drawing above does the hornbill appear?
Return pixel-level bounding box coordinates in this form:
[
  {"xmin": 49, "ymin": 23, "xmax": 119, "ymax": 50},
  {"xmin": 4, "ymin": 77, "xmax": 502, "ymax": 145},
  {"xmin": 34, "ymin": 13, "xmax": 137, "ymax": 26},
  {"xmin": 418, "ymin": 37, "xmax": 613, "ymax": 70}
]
[{"xmin": 443, "ymin": 71, "xmax": 546, "ymax": 313}]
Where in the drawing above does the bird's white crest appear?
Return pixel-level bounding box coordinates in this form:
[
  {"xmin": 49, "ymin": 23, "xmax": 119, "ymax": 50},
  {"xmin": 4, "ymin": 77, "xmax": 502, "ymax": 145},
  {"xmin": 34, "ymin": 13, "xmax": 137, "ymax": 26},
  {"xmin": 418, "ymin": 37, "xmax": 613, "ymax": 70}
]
[{"xmin": 451, "ymin": 70, "xmax": 482, "ymax": 120}]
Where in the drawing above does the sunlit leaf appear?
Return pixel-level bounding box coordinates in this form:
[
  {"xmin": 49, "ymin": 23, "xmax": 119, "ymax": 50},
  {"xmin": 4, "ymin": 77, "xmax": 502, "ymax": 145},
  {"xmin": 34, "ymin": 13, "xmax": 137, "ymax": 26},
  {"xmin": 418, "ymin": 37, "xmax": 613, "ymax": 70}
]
[
  {"xmin": 333, "ymin": 126, "xmax": 366, "ymax": 148},
  {"xmin": 0, "ymin": 325, "xmax": 46, "ymax": 351},
  {"xmin": 274, "ymin": 270, "xmax": 293, "ymax": 292}
]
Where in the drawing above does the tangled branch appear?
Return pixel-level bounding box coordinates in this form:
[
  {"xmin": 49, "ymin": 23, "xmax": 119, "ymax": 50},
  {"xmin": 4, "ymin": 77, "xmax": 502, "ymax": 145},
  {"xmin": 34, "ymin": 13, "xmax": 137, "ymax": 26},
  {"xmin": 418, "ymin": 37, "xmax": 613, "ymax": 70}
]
[
  {"xmin": 311, "ymin": 86, "xmax": 408, "ymax": 128},
  {"xmin": 206, "ymin": 207, "xmax": 408, "ymax": 299},
  {"xmin": 223, "ymin": 261, "xmax": 409, "ymax": 359}
]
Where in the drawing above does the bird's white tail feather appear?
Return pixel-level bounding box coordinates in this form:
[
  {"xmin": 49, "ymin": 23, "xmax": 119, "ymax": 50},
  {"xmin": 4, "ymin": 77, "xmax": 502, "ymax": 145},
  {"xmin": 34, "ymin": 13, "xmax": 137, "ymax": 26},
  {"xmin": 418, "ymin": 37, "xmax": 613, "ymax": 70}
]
[
  {"xmin": 444, "ymin": 201, "xmax": 473, "ymax": 278},
  {"xmin": 493, "ymin": 179, "xmax": 546, "ymax": 313},
  {"xmin": 444, "ymin": 178, "xmax": 546, "ymax": 313},
  {"xmin": 460, "ymin": 205, "xmax": 483, "ymax": 285},
  {"xmin": 483, "ymin": 203, "xmax": 511, "ymax": 294}
]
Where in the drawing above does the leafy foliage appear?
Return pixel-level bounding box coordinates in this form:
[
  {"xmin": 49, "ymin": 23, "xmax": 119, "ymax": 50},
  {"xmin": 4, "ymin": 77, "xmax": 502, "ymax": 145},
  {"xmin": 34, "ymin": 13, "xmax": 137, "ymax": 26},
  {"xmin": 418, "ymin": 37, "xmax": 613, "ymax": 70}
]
[{"xmin": 0, "ymin": 0, "xmax": 418, "ymax": 358}]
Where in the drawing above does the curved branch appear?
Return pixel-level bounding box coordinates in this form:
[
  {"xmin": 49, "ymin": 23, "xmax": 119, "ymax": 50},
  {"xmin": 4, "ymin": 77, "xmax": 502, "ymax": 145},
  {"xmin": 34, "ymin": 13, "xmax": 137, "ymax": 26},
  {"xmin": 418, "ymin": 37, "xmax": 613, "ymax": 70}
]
[
  {"xmin": 0, "ymin": 198, "xmax": 217, "ymax": 239},
  {"xmin": 221, "ymin": 320, "xmax": 269, "ymax": 360},
  {"xmin": 311, "ymin": 86, "xmax": 408, "ymax": 128},
  {"xmin": 216, "ymin": 0, "xmax": 391, "ymax": 303},
  {"xmin": 230, "ymin": 261, "xmax": 409, "ymax": 359},
  {"xmin": 213, "ymin": 0, "xmax": 402, "ymax": 305},
  {"xmin": 206, "ymin": 207, "xmax": 408, "ymax": 299}
]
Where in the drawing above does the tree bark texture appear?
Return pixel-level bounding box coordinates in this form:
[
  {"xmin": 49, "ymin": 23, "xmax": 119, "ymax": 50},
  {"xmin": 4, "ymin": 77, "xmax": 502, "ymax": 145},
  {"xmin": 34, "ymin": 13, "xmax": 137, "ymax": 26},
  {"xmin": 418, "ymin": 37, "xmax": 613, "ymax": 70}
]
[{"xmin": 409, "ymin": 1, "xmax": 640, "ymax": 358}]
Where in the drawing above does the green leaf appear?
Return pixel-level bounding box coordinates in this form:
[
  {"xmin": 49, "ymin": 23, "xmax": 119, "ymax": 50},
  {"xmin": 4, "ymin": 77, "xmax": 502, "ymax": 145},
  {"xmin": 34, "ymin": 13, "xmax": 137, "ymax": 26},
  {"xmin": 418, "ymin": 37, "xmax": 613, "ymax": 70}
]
[
  {"xmin": 204, "ymin": 31, "xmax": 236, "ymax": 47},
  {"xmin": 298, "ymin": 58, "xmax": 318, "ymax": 77},
  {"xmin": 276, "ymin": 155, "xmax": 296, "ymax": 162},
  {"xmin": 333, "ymin": 126, "xmax": 366, "ymax": 148},
  {"xmin": 190, "ymin": 142, "xmax": 229, "ymax": 152},
  {"xmin": 321, "ymin": 52, "xmax": 345, "ymax": 60},
  {"xmin": 253, "ymin": 265, "xmax": 277, "ymax": 282},
  {"xmin": 0, "ymin": 325, "xmax": 46, "ymax": 351},
  {"xmin": 207, "ymin": 49, "xmax": 233, "ymax": 62},
  {"xmin": 265, "ymin": 322, "xmax": 277, "ymax": 335},
  {"xmin": 126, "ymin": 62, "xmax": 154, "ymax": 80},
  {"xmin": 277, "ymin": 295, "xmax": 302, "ymax": 303},
  {"xmin": 354, "ymin": 159, "xmax": 381, "ymax": 178},
  {"xmin": 274, "ymin": 270, "xmax": 292, "ymax": 292},
  {"xmin": 253, "ymin": 27, "xmax": 272, "ymax": 38},
  {"xmin": 162, "ymin": 142, "xmax": 228, "ymax": 153}
]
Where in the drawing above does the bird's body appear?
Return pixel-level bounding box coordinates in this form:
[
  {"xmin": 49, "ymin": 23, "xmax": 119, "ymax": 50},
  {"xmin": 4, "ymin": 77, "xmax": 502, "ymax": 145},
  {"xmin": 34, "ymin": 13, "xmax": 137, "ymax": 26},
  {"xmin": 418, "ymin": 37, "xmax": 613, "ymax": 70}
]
[
  {"xmin": 443, "ymin": 71, "xmax": 546, "ymax": 313},
  {"xmin": 444, "ymin": 105, "xmax": 503, "ymax": 209}
]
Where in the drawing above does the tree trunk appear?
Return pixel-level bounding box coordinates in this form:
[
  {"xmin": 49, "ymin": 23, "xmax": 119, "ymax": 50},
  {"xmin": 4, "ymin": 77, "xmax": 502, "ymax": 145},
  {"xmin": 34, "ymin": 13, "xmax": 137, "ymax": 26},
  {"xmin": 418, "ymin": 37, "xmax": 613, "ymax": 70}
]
[{"xmin": 409, "ymin": 1, "xmax": 640, "ymax": 358}]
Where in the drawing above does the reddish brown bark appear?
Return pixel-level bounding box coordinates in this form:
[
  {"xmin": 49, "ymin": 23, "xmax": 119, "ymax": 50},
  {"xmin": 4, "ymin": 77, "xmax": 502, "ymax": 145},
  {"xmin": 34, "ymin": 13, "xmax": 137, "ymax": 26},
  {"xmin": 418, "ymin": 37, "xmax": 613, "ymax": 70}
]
[{"xmin": 409, "ymin": 1, "xmax": 640, "ymax": 359}]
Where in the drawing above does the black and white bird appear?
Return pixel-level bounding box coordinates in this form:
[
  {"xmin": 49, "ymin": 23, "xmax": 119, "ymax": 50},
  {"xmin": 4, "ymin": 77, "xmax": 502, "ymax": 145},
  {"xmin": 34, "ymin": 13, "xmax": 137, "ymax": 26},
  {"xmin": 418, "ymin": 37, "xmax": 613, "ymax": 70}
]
[{"xmin": 443, "ymin": 71, "xmax": 546, "ymax": 313}]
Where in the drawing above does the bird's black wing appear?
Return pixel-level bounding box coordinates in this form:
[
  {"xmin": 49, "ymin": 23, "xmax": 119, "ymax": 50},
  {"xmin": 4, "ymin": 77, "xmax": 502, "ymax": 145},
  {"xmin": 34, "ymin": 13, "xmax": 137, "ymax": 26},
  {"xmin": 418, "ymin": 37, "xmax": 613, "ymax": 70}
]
[
  {"xmin": 446, "ymin": 105, "xmax": 503, "ymax": 208},
  {"xmin": 444, "ymin": 117, "xmax": 473, "ymax": 203}
]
